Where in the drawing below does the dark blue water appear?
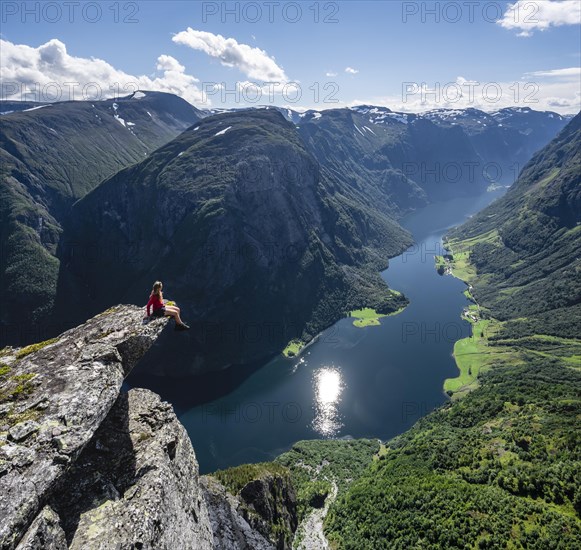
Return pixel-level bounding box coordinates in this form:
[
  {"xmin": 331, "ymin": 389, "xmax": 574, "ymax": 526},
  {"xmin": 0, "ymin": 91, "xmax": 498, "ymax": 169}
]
[{"xmin": 130, "ymin": 191, "xmax": 503, "ymax": 473}]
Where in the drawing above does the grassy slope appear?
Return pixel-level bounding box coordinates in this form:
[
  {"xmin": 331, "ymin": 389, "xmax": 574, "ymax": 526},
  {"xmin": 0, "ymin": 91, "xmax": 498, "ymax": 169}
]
[
  {"xmin": 323, "ymin": 115, "xmax": 581, "ymax": 548},
  {"xmin": 62, "ymin": 109, "xmax": 412, "ymax": 371},
  {"xmin": 0, "ymin": 94, "xmax": 201, "ymax": 335}
]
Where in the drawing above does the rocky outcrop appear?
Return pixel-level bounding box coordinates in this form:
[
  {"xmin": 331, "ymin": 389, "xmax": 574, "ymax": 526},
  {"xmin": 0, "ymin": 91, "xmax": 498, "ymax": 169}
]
[
  {"xmin": 202, "ymin": 472, "xmax": 298, "ymax": 550},
  {"xmin": 16, "ymin": 506, "xmax": 67, "ymax": 550},
  {"xmin": 1, "ymin": 303, "xmax": 299, "ymax": 549},
  {"xmin": 50, "ymin": 388, "xmax": 213, "ymax": 550},
  {"xmin": 0, "ymin": 306, "xmax": 209, "ymax": 548},
  {"xmin": 202, "ymin": 477, "xmax": 275, "ymax": 550},
  {"xmin": 239, "ymin": 474, "xmax": 298, "ymax": 548}
]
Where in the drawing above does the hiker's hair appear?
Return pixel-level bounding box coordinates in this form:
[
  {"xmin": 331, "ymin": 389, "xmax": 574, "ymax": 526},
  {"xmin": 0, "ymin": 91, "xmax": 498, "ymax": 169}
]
[{"xmin": 151, "ymin": 281, "xmax": 163, "ymax": 298}]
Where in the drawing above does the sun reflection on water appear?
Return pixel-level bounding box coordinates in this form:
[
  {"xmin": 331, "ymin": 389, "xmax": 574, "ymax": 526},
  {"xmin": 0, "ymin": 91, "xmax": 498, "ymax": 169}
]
[{"xmin": 312, "ymin": 366, "xmax": 344, "ymax": 437}]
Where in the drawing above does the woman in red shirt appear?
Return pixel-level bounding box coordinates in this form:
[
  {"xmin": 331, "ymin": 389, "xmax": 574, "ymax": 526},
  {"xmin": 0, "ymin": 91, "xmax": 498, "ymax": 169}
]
[{"xmin": 145, "ymin": 281, "xmax": 190, "ymax": 330}]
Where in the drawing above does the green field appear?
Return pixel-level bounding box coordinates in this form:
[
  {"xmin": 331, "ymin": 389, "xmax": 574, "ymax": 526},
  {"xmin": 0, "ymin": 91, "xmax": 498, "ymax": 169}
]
[
  {"xmin": 348, "ymin": 306, "xmax": 405, "ymax": 328},
  {"xmin": 282, "ymin": 338, "xmax": 305, "ymax": 358},
  {"xmin": 446, "ymin": 317, "xmax": 521, "ymax": 399},
  {"xmin": 442, "ymin": 236, "xmax": 524, "ymax": 399},
  {"xmin": 442, "ymin": 233, "xmax": 580, "ymax": 400},
  {"xmin": 443, "ymin": 229, "xmax": 499, "ymax": 283}
]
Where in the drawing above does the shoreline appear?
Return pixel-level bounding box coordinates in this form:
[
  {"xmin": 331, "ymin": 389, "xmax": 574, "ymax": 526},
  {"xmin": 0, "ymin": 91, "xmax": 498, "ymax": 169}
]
[
  {"xmin": 281, "ymin": 290, "xmax": 408, "ymax": 358},
  {"xmin": 438, "ymin": 237, "xmax": 489, "ymax": 398},
  {"xmin": 439, "ymin": 237, "xmax": 521, "ymax": 400}
]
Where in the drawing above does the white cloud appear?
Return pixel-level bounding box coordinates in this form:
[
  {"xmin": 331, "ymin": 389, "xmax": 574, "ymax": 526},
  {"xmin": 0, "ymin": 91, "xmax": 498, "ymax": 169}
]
[
  {"xmin": 156, "ymin": 54, "xmax": 185, "ymax": 73},
  {"xmin": 525, "ymin": 67, "xmax": 581, "ymax": 78},
  {"xmin": 173, "ymin": 28, "xmax": 287, "ymax": 81},
  {"xmin": 347, "ymin": 74, "xmax": 580, "ymax": 115},
  {"xmin": 498, "ymin": 0, "xmax": 581, "ymax": 36},
  {"xmin": 546, "ymin": 96, "xmax": 578, "ymax": 107},
  {"xmin": 326, "ymin": 72, "xmax": 338, "ymax": 77},
  {"xmin": 0, "ymin": 38, "xmax": 209, "ymax": 105},
  {"xmin": 345, "ymin": 67, "xmax": 359, "ymax": 75}
]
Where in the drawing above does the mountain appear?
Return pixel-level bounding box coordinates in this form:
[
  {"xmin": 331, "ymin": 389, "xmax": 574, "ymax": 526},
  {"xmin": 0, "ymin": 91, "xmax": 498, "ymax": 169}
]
[
  {"xmin": 3, "ymin": 108, "xmax": 579, "ymax": 547},
  {"xmin": 56, "ymin": 108, "xmax": 410, "ymax": 374},
  {"xmin": 295, "ymin": 108, "xmax": 428, "ymax": 216},
  {"xmin": 220, "ymin": 105, "xmax": 571, "ymax": 194},
  {"xmin": 291, "ymin": 105, "xmax": 570, "ymax": 203},
  {"xmin": 447, "ymin": 111, "xmax": 581, "ymax": 328},
  {"xmin": 0, "ymin": 101, "xmax": 50, "ymax": 115},
  {"xmin": 354, "ymin": 105, "xmax": 570, "ymax": 187},
  {"xmin": 0, "ymin": 91, "xmax": 203, "ymax": 343},
  {"xmin": 2, "ymin": 95, "xmax": 571, "ymax": 353},
  {"xmin": 321, "ymin": 113, "xmax": 581, "ymax": 548}
]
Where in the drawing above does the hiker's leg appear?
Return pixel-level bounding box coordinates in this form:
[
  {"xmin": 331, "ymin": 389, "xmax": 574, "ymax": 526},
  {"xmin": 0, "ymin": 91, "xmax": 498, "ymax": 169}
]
[
  {"xmin": 164, "ymin": 306, "xmax": 183, "ymax": 325},
  {"xmin": 165, "ymin": 307, "xmax": 182, "ymax": 324}
]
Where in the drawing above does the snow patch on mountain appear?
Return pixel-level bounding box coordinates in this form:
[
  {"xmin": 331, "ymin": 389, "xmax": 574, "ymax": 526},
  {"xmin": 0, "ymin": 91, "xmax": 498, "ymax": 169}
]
[
  {"xmin": 215, "ymin": 126, "xmax": 232, "ymax": 136},
  {"xmin": 111, "ymin": 102, "xmax": 136, "ymax": 132},
  {"xmin": 23, "ymin": 105, "xmax": 50, "ymax": 112}
]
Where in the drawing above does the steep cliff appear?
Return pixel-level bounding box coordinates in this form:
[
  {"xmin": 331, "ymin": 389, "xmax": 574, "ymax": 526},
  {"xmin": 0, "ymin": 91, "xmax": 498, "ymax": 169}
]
[
  {"xmin": 203, "ymin": 463, "xmax": 298, "ymax": 550},
  {"xmin": 57, "ymin": 108, "xmax": 409, "ymax": 375},
  {"xmin": 0, "ymin": 92, "xmax": 203, "ymax": 340},
  {"xmin": 0, "ymin": 305, "xmax": 215, "ymax": 549},
  {"xmin": 447, "ymin": 111, "xmax": 581, "ymax": 325},
  {"xmin": 50, "ymin": 388, "xmax": 213, "ymax": 549},
  {"xmin": 0, "ymin": 305, "xmax": 302, "ymax": 549}
]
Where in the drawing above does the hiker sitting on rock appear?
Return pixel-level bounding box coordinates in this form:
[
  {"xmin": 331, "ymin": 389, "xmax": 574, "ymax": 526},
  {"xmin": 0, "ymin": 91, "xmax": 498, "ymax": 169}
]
[{"xmin": 145, "ymin": 281, "xmax": 190, "ymax": 331}]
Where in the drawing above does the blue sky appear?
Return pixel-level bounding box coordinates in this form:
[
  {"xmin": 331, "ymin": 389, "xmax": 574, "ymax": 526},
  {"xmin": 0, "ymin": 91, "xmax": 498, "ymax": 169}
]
[{"xmin": 1, "ymin": 1, "xmax": 580, "ymax": 112}]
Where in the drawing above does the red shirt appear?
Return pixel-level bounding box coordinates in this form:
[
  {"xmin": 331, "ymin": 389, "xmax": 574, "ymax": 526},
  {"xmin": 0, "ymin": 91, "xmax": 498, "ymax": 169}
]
[{"xmin": 147, "ymin": 294, "xmax": 164, "ymax": 316}]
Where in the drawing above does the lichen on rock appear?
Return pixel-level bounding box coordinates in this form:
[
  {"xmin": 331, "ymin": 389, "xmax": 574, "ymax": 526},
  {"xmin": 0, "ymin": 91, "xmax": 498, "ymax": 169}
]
[
  {"xmin": 51, "ymin": 388, "xmax": 213, "ymax": 550},
  {"xmin": 0, "ymin": 305, "xmax": 169, "ymax": 549}
]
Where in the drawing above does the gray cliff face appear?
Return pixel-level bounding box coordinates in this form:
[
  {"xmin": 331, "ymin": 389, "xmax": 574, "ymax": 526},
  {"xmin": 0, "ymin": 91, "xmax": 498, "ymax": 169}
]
[
  {"xmin": 202, "ymin": 477, "xmax": 276, "ymax": 550},
  {"xmin": 50, "ymin": 388, "xmax": 213, "ymax": 550},
  {"xmin": 1, "ymin": 304, "xmax": 299, "ymax": 549},
  {"xmin": 16, "ymin": 506, "xmax": 67, "ymax": 550},
  {"xmin": 0, "ymin": 305, "xmax": 211, "ymax": 549},
  {"xmin": 202, "ymin": 473, "xmax": 298, "ymax": 550},
  {"xmin": 238, "ymin": 475, "xmax": 298, "ymax": 549}
]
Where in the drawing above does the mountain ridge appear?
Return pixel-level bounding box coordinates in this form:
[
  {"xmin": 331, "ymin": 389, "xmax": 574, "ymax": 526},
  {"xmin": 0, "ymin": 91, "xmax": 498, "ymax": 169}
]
[
  {"xmin": 2, "ymin": 93, "xmax": 573, "ymax": 374},
  {"xmin": 322, "ymin": 111, "xmax": 581, "ymax": 548},
  {"xmin": 0, "ymin": 91, "xmax": 203, "ymax": 343},
  {"xmin": 56, "ymin": 107, "xmax": 410, "ymax": 374}
]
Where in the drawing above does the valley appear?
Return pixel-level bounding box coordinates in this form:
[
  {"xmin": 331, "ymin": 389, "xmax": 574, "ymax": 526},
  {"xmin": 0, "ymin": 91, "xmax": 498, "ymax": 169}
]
[
  {"xmin": 1, "ymin": 96, "xmax": 579, "ymax": 549},
  {"xmin": 127, "ymin": 189, "xmax": 504, "ymax": 473},
  {"xmin": 2, "ymin": 6, "xmax": 580, "ymax": 547}
]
